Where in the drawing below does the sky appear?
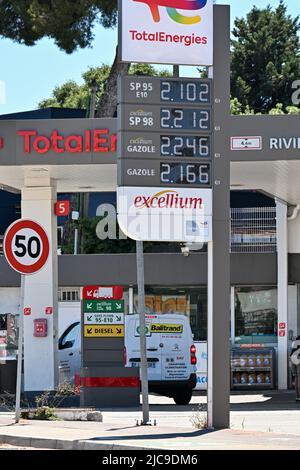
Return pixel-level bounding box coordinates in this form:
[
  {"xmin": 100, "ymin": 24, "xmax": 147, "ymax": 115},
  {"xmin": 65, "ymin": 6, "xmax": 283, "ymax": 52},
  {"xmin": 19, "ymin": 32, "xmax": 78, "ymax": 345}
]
[{"xmin": 0, "ymin": 0, "xmax": 299, "ymax": 115}]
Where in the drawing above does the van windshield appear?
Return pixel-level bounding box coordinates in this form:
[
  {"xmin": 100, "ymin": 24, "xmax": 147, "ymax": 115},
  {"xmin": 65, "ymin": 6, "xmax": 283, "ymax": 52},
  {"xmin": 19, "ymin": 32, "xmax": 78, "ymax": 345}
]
[{"xmin": 59, "ymin": 322, "xmax": 80, "ymax": 350}]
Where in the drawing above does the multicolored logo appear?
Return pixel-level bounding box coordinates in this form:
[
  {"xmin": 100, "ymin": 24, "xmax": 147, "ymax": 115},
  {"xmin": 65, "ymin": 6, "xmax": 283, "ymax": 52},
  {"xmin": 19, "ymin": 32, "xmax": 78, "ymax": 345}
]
[{"xmin": 133, "ymin": 0, "xmax": 207, "ymax": 24}]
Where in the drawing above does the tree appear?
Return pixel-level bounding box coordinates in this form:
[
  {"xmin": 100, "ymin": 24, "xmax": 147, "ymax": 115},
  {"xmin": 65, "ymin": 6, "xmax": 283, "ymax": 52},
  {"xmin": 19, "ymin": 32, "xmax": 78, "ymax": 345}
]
[
  {"xmin": 230, "ymin": 98, "xmax": 300, "ymax": 116},
  {"xmin": 230, "ymin": 97, "xmax": 254, "ymax": 116},
  {"xmin": 0, "ymin": 0, "xmax": 117, "ymax": 53},
  {"xmin": 38, "ymin": 65, "xmax": 111, "ymax": 109},
  {"xmin": 38, "ymin": 63, "xmax": 170, "ymax": 110},
  {"xmin": 2, "ymin": 1, "xmax": 300, "ymax": 116},
  {"xmin": 0, "ymin": 0, "xmax": 122, "ymax": 115},
  {"xmin": 231, "ymin": 1, "xmax": 300, "ymax": 113}
]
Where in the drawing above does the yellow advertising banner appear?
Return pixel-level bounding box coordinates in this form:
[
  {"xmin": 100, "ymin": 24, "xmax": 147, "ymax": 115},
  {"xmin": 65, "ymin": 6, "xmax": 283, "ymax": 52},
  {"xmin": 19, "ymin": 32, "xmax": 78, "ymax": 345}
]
[{"xmin": 84, "ymin": 325, "xmax": 124, "ymax": 338}]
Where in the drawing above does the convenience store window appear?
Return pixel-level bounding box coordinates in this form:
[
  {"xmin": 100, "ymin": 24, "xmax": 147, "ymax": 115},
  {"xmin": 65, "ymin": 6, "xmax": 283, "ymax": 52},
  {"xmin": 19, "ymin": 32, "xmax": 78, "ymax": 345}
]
[
  {"xmin": 133, "ymin": 287, "xmax": 207, "ymax": 341},
  {"xmin": 234, "ymin": 286, "xmax": 278, "ymax": 345}
]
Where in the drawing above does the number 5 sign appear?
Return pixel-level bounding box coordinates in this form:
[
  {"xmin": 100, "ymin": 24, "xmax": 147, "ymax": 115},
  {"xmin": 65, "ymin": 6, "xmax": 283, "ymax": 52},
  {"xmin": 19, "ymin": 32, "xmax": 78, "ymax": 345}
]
[{"xmin": 3, "ymin": 220, "xmax": 50, "ymax": 275}]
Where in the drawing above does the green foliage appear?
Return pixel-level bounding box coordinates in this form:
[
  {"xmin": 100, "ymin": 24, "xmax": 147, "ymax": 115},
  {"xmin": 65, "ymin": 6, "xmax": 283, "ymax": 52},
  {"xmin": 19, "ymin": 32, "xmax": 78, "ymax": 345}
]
[
  {"xmin": 33, "ymin": 406, "xmax": 59, "ymax": 421},
  {"xmin": 39, "ymin": 63, "xmax": 170, "ymax": 109},
  {"xmin": 286, "ymin": 106, "xmax": 300, "ymax": 115},
  {"xmin": 231, "ymin": 1, "xmax": 300, "ymax": 113},
  {"xmin": 0, "ymin": 0, "xmax": 118, "ymax": 53},
  {"xmin": 38, "ymin": 65, "xmax": 111, "ymax": 109},
  {"xmin": 268, "ymin": 103, "xmax": 300, "ymax": 114},
  {"xmin": 62, "ymin": 217, "xmax": 136, "ymax": 254},
  {"xmin": 230, "ymin": 97, "xmax": 254, "ymax": 116},
  {"xmin": 129, "ymin": 63, "xmax": 170, "ymax": 78},
  {"xmin": 231, "ymin": 98, "xmax": 300, "ymax": 116}
]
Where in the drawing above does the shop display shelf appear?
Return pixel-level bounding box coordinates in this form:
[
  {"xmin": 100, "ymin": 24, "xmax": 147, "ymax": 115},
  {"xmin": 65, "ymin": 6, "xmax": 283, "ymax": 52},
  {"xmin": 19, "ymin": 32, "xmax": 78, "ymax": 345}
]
[
  {"xmin": 231, "ymin": 347, "xmax": 275, "ymax": 390},
  {"xmin": 233, "ymin": 383, "xmax": 273, "ymax": 387},
  {"xmin": 232, "ymin": 367, "xmax": 271, "ymax": 372}
]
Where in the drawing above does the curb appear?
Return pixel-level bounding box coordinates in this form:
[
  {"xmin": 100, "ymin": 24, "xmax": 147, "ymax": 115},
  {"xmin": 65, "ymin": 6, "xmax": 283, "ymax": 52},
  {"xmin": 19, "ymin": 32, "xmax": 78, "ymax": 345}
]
[{"xmin": 0, "ymin": 434, "xmax": 154, "ymax": 450}]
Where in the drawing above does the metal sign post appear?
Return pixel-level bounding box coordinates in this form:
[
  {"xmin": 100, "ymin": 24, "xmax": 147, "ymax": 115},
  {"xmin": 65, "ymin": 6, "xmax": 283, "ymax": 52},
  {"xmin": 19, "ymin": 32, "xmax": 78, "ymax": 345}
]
[
  {"xmin": 207, "ymin": 5, "xmax": 231, "ymax": 428},
  {"xmin": 136, "ymin": 240, "xmax": 150, "ymax": 425},
  {"xmin": 3, "ymin": 219, "xmax": 51, "ymax": 424},
  {"xmin": 15, "ymin": 276, "xmax": 24, "ymax": 424},
  {"xmin": 117, "ymin": 3, "xmax": 230, "ymax": 429}
]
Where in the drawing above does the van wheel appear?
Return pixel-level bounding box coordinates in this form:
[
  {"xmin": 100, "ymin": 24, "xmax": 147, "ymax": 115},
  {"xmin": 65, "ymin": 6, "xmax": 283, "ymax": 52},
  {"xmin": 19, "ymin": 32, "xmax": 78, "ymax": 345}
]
[{"xmin": 173, "ymin": 392, "xmax": 192, "ymax": 405}]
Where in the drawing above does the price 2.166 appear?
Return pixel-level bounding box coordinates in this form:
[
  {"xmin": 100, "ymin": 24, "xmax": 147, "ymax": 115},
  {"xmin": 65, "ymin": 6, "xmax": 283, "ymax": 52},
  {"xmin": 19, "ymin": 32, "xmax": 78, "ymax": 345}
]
[{"xmin": 160, "ymin": 163, "xmax": 211, "ymax": 186}]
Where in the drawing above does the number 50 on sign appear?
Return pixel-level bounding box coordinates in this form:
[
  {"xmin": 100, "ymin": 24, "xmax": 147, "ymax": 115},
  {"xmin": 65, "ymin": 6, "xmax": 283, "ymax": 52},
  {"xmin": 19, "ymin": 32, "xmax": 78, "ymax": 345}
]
[{"xmin": 3, "ymin": 219, "xmax": 50, "ymax": 275}]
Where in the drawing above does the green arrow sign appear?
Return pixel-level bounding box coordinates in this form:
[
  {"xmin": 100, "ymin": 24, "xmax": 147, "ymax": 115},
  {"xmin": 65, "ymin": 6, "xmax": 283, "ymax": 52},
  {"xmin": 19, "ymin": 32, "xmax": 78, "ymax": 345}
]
[{"xmin": 82, "ymin": 300, "xmax": 125, "ymax": 313}]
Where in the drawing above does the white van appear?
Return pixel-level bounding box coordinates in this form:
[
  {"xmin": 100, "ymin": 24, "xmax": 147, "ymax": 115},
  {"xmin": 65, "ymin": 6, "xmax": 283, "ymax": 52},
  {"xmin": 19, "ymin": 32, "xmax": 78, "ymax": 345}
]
[
  {"xmin": 125, "ymin": 314, "xmax": 197, "ymax": 405},
  {"xmin": 58, "ymin": 314, "xmax": 197, "ymax": 404}
]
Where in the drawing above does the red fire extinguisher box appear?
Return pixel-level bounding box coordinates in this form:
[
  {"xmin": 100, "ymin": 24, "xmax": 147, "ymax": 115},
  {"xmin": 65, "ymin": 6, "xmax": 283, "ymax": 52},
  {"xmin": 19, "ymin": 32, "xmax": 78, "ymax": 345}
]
[{"xmin": 33, "ymin": 319, "xmax": 47, "ymax": 338}]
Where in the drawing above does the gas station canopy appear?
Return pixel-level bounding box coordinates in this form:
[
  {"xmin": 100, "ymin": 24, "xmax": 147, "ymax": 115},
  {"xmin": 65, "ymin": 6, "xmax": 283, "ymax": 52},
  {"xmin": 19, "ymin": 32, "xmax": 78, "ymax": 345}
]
[{"xmin": 0, "ymin": 115, "xmax": 300, "ymax": 204}]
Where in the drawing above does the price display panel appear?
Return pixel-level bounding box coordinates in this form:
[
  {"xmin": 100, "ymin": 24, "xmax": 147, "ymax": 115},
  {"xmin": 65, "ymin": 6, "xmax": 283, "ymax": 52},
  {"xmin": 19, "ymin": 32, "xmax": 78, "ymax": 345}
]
[
  {"xmin": 160, "ymin": 108, "xmax": 211, "ymax": 131},
  {"xmin": 160, "ymin": 80, "xmax": 211, "ymax": 104},
  {"xmin": 160, "ymin": 163, "xmax": 211, "ymax": 186},
  {"xmin": 161, "ymin": 135, "xmax": 210, "ymax": 158},
  {"xmin": 119, "ymin": 132, "xmax": 211, "ymax": 160},
  {"xmin": 119, "ymin": 159, "xmax": 211, "ymax": 188},
  {"xmin": 120, "ymin": 104, "xmax": 211, "ymax": 133},
  {"xmin": 119, "ymin": 76, "xmax": 212, "ymax": 106}
]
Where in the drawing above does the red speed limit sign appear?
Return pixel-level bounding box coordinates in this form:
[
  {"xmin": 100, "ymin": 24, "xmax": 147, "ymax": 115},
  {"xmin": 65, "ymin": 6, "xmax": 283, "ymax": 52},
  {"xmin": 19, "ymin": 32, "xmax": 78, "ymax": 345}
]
[{"xmin": 3, "ymin": 220, "xmax": 50, "ymax": 275}]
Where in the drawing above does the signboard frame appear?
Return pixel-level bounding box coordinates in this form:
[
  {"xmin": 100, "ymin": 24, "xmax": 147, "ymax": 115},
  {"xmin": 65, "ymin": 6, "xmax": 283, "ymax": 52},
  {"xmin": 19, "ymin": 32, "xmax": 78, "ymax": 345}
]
[{"xmin": 119, "ymin": 0, "xmax": 214, "ymax": 66}]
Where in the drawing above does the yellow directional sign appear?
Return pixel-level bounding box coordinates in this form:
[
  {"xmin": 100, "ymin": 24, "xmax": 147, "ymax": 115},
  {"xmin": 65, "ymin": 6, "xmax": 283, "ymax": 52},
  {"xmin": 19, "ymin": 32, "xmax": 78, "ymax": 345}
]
[{"xmin": 84, "ymin": 325, "xmax": 124, "ymax": 338}]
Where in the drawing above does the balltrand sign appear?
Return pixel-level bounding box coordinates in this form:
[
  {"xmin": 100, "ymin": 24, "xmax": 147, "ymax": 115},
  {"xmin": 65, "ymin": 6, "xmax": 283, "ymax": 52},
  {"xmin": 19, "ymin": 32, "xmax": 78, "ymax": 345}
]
[
  {"xmin": 0, "ymin": 119, "xmax": 117, "ymax": 165},
  {"xmin": 117, "ymin": 186, "xmax": 212, "ymax": 242},
  {"xmin": 120, "ymin": 0, "xmax": 213, "ymax": 65}
]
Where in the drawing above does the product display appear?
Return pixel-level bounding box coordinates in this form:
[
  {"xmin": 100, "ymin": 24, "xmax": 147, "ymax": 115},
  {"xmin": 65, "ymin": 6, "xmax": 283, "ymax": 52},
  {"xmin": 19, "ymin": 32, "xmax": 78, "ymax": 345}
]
[{"xmin": 231, "ymin": 348, "xmax": 275, "ymax": 389}]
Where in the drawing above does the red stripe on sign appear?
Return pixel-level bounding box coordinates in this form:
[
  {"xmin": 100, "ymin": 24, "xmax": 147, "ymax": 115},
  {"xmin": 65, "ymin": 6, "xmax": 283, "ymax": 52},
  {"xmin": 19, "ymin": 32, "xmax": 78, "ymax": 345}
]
[{"xmin": 81, "ymin": 376, "xmax": 140, "ymax": 388}]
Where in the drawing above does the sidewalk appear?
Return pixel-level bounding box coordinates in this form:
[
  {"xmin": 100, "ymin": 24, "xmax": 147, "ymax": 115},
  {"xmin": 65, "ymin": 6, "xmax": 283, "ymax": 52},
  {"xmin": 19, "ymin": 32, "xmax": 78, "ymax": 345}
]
[
  {"xmin": 0, "ymin": 391, "xmax": 300, "ymax": 450},
  {"xmin": 1, "ymin": 412, "xmax": 300, "ymax": 450}
]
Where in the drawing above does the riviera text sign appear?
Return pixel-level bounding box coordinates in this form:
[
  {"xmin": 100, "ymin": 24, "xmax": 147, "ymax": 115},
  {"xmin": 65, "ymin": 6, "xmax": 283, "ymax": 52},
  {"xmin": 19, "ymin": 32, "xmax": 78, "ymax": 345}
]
[{"xmin": 120, "ymin": 0, "xmax": 213, "ymax": 66}]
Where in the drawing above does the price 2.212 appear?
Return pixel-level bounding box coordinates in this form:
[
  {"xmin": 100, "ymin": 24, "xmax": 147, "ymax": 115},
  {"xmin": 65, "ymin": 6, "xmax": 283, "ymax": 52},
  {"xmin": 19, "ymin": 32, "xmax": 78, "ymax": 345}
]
[{"xmin": 160, "ymin": 108, "xmax": 211, "ymax": 131}]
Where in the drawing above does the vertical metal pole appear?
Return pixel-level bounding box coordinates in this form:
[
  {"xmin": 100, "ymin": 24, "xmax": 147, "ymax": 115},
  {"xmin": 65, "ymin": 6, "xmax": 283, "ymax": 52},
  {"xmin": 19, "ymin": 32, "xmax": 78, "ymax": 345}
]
[
  {"xmin": 207, "ymin": 5, "xmax": 231, "ymax": 429},
  {"xmin": 136, "ymin": 240, "xmax": 150, "ymax": 424},
  {"xmin": 207, "ymin": 57, "xmax": 214, "ymax": 430},
  {"xmin": 230, "ymin": 286, "xmax": 235, "ymax": 347},
  {"xmin": 129, "ymin": 287, "xmax": 134, "ymax": 314},
  {"xmin": 15, "ymin": 276, "xmax": 24, "ymax": 424},
  {"xmin": 208, "ymin": 5, "xmax": 231, "ymax": 429},
  {"xmin": 207, "ymin": 241, "xmax": 213, "ymax": 428},
  {"xmin": 74, "ymin": 228, "xmax": 78, "ymax": 255},
  {"xmin": 276, "ymin": 199, "xmax": 288, "ymax": 389}
]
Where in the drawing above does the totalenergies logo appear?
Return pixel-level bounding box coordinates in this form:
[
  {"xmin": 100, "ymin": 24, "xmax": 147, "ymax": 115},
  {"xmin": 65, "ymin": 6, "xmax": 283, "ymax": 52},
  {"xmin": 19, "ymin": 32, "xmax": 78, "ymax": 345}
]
[{"xmin": 133, "ymin": 0, "xmax": 207, "ymax": 24}]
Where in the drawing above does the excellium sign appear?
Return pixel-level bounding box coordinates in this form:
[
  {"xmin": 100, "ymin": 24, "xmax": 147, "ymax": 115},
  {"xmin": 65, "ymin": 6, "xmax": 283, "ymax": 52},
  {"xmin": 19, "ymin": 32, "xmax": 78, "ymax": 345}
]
[
  {"xmin": 120, "ymin": 0, "xmax": 213, "ymax": 65},
  {"xmin": 117, "ymin": 186, "xmax": 212, "ymax": 242}
]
